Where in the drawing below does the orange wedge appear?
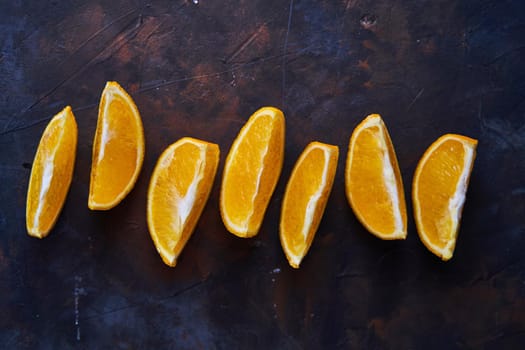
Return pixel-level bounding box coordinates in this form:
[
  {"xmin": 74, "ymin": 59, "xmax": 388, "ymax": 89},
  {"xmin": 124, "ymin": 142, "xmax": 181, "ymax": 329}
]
[
  {"xmin": 280, "ymin": 142, "xmax": 339, "ymax": 268},
  {"xmin": 345, "ymin": 114, "xmax": 407, "ymax": 239},
  {"xmin": 26, "ymin": 106, "xmax": 77, "ymax": 238},
  {"xmin": 88, "ymin": 81, "xmax": 145, "ymax": 210},
  {"xmin": 147, "ymin": 137, "xmax": 219, "ymax": 267},
  {"xmin": 220, "ymin": 107, "xmax": 285, "ymax": 238},
  {"xmin": 413, "ymin": 134, "xmax": 477, "ymax": 261}
]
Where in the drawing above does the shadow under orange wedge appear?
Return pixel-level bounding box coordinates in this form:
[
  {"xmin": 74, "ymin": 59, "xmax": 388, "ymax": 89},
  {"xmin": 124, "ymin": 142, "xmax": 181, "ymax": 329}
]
[
  {"xmin": 26, "ymin": 106, "xmax": 77, "ymax": 238},
  {"xmin": 412, "ymin": 134, "xmax": 477, "ymax": 261},
  {"xmin": 280, "ymin": 142, "xmax": 339, "ymax": 268},
  {"xmin": 220, "ymin": 107, "xmax": 285, "ymax": 238},
  {"xmin": 345, "ymin": 114, "xmax": 407, "ymax": 239},
  {"xmin": 147, "ymin": 137, "xmax": 220, "ymax": 267},
  {"xmin": 88, "ymin": 81, "xmax": 145, "ymax": 210}
]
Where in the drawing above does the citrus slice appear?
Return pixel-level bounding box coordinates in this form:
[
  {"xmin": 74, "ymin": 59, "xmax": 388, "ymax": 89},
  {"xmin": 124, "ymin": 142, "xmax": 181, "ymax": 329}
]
[
  {"xmin": 412, "ymin": 134, "xmax": 478, "ymax": 261},
  {"xmin": 345, "ymin": 114, "xmax": 407, "ymax": 239},
  {"xmin": 26, "ymin": 106, "xmax": 77, "ymax": 238},
  {"xmin": 88, "ymin": 81, "xmax": 145, "ymax": 210},
  {"xmin": 147, "ymin": 137, "xmax": 220, "ymax": 267},
  {"xmin": 220, "ymin": 107, "xmax": 285, "ymax": 238},
  {"xmin": 280, "ymin": 142, "xmax": 339, "ymax": 268}
]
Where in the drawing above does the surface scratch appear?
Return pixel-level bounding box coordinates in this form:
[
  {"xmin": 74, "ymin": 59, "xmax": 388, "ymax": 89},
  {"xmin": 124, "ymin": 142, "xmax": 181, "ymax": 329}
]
[
  {"xmin": 477, "ymin": 99, "xmax": 516, "ymax": 150},
  {"xmin": 137, "ymin": 48, "xmax": 304, "ymax": 94},
  {"xmin": 138, "ymin": 15, "xmax": 172, "ymax": 89},
  {"xmin": 222, "ymin": 22, "xmax": 267, "ymax": 64},
  {"xmin": 58, "ymin": 7, "xmax": 139, "ymax": 67},
  {"xmin": 73, "ymin": 102, "xmax": 99, "ymax": 113},
  {"xmin": 74, "ymin": 276, "xmax": 85, "ymax": 341},
  {"xmin": 80, "ymin": 280, "xmax": 206, "ymax": 322},
  {"xmin": 483, "ymin": 45, "xmax": 525, "ymax": 67},
  {"xmin": 406, "ymin": 88, "xmax": 424, "ymax": 111},
  {"xmin": 0, "ymin": 115, "xmax": 53, "ymax": 136},
  {"xmin": 92, "ymin": 14, "xmax": 143, "ymax": 63},
  {"xmin": 282, "ymin": 0, "xmax": 294, "ymax": 106}
]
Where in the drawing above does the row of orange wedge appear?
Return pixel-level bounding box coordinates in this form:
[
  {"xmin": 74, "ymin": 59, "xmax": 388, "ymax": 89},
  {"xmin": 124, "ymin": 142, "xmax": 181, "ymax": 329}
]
[{"xmin": 26, "ymin": 81, "xmax": 477, "ymax": 269}]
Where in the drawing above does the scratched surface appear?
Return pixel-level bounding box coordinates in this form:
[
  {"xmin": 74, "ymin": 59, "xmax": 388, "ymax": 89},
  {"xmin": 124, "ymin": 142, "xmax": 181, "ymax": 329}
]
[{"xmin": 1, "ymin": 0, "xmax": 525, "ymax": 348}]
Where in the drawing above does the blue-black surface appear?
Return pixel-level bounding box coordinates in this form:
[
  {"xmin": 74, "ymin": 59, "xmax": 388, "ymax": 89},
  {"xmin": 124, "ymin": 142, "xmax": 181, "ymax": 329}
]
[{"xmin": 1, "ymin": 0, "xmax": 525, "ymax": 348}]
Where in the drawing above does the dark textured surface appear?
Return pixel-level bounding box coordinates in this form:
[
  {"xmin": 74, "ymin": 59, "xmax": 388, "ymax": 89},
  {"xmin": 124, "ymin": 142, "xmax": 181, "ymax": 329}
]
[{"xmin": 1, "ymin": 0, "xmax": 525, "ymax": 348}]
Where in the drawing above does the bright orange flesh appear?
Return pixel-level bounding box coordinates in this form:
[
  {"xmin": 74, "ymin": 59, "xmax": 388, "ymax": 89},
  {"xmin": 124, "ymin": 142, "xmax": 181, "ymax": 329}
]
[
  {"xmin": 26, "ymin": 106, "xmax": 78, "ymax": 238},
  {"xmin": 280, "ymin": 142, "xmax": 339, "ymax": 268},
  {"xmin": 88, "ymin": 81, "xmax": 145, "ymax": 210},
  {"xmin": 147, "ymin": 137, "xmax": 219, "ymax": 267},
  {"xmin": 220, "ymin": 107, "xmax": 285, "ymax": 238},
  {"xmin": 413, "ymin": 134, "xmax": 477, "ymax": 260},
  {"xmin": 345, "ymin": 114, "xmax": 407, "ymax": 239}
]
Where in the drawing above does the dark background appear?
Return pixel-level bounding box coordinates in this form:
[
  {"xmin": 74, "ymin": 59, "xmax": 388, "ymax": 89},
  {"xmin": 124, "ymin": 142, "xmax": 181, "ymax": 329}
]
[{"xmin": 1, "ymin": 0, "xmax": 525, "ymax": 348}]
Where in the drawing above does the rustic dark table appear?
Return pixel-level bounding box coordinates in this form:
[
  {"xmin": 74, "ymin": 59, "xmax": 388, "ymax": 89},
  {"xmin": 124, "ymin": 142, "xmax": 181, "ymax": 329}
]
[{"xmin": 1, "ymin": 0, "xmax": 525, "ymax": 348}]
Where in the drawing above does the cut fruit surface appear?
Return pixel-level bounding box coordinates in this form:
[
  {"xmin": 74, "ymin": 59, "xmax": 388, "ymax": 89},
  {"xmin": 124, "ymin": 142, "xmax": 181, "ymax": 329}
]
[
  {"xmin": 412, "ymin": 134, "xmax": 477, "ymax": 261},
  {"xmin": 89, "ymin": 81, "xmax": 145, "ymax": 210},
  {"xmin": 280, "ymin": 142, "xmax": 338, "ymax": 268},
  {"xmin": 147, "ymin": 137, "xmax": 219, "ymax": 267},
  {"xmin": 345, "ymin": 114, "xmax": 407, "ymax": 239},
  {"xmin": 220, "ymin": 107, "xmax": 285, "ymax": 238},
  {"xmin": 26, "ymin": 106, "xmax": 77, "ymax": 238}
]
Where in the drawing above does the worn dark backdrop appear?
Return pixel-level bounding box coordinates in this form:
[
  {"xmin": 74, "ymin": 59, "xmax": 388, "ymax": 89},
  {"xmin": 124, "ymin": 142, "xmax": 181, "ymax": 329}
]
[{"xmin": 1, "ymin": 0, "xmax": 525, "ymax": 348}]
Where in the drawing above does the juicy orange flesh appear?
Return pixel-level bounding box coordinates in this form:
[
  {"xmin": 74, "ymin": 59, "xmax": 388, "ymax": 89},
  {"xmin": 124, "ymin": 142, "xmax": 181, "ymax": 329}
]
[
  {"xmin": 91, "ymin": 95, "xmax": 140, "ymax": 204},
  {"xmin": 148, "ymin": 140, "xmax": 219, "ymax": 266},
  {"xmin": 222, "ymin": 113, "xmax": 283, "ymax": 233},
  {"xmin": 281, "ymin": 147, "xmax": 331, "ymax": 259},
  {"xmin": 27, "ymin": 109, "xmax": 77, "ymax": 236},
  {"xmin": 151, "ymin": 143, "xmax": 206, "ymax": 251},
  {"xmin": 385, "ymin": 129, "xmax": 407, "ymax": 229},
  {"xmin": 416, "ymin": 139, "xmax": 465, "ymax": 247},
  {"xmin": 349, "ymin": 125, "xmax": 403, "ymax": 234}
]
